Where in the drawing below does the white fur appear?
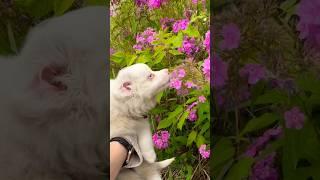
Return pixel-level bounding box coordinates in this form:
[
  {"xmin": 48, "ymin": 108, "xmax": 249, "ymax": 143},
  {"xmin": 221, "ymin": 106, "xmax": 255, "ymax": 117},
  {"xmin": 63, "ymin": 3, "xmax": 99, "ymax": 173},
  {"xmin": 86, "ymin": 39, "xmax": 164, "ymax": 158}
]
[
  {"xmin": 0, "ymin": 6, "xmax": 108, "ymax": 179},
  {"xmin": 110, "ymin": 63, "xmax": 173, "ymax": 179},
  {"xmin": 117, "ymin": 158, "xmax": 175, "ymax": 180}
]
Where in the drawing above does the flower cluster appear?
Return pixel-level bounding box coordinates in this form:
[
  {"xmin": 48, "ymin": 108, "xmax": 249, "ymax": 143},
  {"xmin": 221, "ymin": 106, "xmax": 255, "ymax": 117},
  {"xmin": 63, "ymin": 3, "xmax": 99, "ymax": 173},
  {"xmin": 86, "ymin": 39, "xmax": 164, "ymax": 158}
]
[
  {"xmin": 245, "ymin": 127, "xmax": 282, "ymax": 157},
  {"xmin": 169, "ymin": 68, "xmax": 186, "ymax": 90},
  {"xmin": 239, "ymin": 64, "xmax": 267, "ymax": 85},
  {"xmin": 213, "ymin": 55, "xmax": 228, "ymax": 88},
  {"xmin": 133, "ymin": 28, "xmax": 157, "ymax": 51},
  {"xmin": 245, "ymin": 127, "xmax": 282, "ymax": 180},
  {"xmin": 296, "ymin": 0, "xmax": 320, "ymax": 50},
  {"xmin": 152, "ymin": 130, "xmax": 170, "ymax": 149},
  {"xmin": 202, "ymin": 56, "xmax": 210, "ymax": 81},
  {"xmin": 199, "ymin": 144, "xmax": 210, "ymax": 159},
  {"xmin": 203, "ymin": 30, "xmax": 210, "ymax": 54},
  {"xmin": 135, "ymin": 0, "xmax": 167, "ymax": 9},
  {"xmin": 188, "ymin": 109, "xmax": 198, "ymax": 122},
  {"xmin": 178, "ymin": 36, "xmax": 200, "ymax": 56},
  {"xmin": 172, "ymin": 19, "xmax": 189, "ymax": 33},
  {"xmin": 169, "ymin": 68, "xmax": 200, "ymax": 96},
  {"xmin": 186, "ymin": 95, "xmax": 206, "ymax": 122},
  {"xmin": 284, "ymin": 107, "xmax": 305, "ymax": 129},
  {"xmin": 250, "ymin": 153, "xmax": 279, "ymax": 180},
  {"xmin": 219, "ymin": 23, "xmax": 241, "ymax": 50}
]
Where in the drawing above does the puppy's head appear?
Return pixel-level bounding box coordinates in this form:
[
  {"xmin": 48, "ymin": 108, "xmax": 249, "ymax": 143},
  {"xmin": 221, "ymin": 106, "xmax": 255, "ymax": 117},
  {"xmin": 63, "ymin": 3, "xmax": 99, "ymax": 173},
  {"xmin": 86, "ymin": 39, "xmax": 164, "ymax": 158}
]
[
  {"xmin": 8, "ymin": 6, "xmax": 108, "ymax": 177},
  {"xmin": 113, "ymin": 63, "xmax": 170, "ymax": 115}
]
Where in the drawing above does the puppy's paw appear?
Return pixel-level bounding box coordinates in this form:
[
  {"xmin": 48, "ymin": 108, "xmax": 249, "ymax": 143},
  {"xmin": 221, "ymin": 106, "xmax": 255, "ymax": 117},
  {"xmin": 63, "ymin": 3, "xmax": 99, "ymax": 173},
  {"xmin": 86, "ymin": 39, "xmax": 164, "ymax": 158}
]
[{"xmin": 143, "ymin": 150, "xmax": 156, "ymax": 163}]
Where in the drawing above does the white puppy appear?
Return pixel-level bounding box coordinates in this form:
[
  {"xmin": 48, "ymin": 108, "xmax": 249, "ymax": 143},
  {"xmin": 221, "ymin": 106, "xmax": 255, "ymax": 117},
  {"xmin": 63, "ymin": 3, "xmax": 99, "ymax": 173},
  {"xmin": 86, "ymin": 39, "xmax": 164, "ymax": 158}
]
[
  {"xmin": 0, "ymin": 7, "xmax": 107, "ymax": 179},
  {"xmin": 110, "ymin": 63, "xmax": 173, "ymax": 179}
]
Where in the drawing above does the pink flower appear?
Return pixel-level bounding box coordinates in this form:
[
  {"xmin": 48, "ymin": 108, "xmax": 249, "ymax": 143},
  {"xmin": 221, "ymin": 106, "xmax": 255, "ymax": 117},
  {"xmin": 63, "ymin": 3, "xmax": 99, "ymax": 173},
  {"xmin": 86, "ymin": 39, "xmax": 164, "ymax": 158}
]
[
  {"xmin": 239, "ymin": 64, "xmax": 267, "ymax": 85},
  {"xmin": 148, "ymin": 0, "xmax": 161, "ymax": 8},
  {"xmin": 202, "ymin": 56, "xmax": 210, "ymax": 81},
  {"xmin": 198, "ymin": 96, "xmax": 206, "ymax": 103},
  {"xmin": 219, "ymin": 23, "xmax": 241, "ymax": 50},
  {"xmin": 110, "ymin": 48, "xmax": 115, "ymax": 55},
  {"xmin": 203, "ymin": 30, "xmax": 210, "ymax": 53},
  {"xmin": 199, "ymin": 144, "xmax": 210, "ymax": 159},
  {"xmin": 245, "ymin": 127, "xmax": 283, "ymax": 158},
  {"xmin": 296, "ymin": 0, "xmax": 320, "ymax": 50},
  {"xmin": 188, "ymin": 110, "xmax": 198, "ymax": 121},
  {"xmin": 133, "ymin": 44, "xmax": 143, "ymax": 51},
  {"xmin": 169, "ymin": 79, "xmax": 182, "ymax": 90},
  {"xmin": 284, "ymin": 107, "xmax": 305, "ymax": 129},
  {"xmin": 250, "ymin": 153, "xmax": 279, "ymax": 180},
  {"xmin": 213, "ymin": 55, "xmax": 228, "ymax": 88},
  {"xmin": 187, "ymin": 102, "xmax": 198, "ymax": 110},
  {"xmin": 185, "ymin": 81, "xmax": 196, "ymax": 88},
  {"xmin": 178, "ymin": 37, "xmax": 199, "ymax": 56},
  {"xmin": 172, "ymin": 19, "xmax": 189, "ymax": 33},
  {"xmin": 135, "ymin": 0, "xmax": 148, "ymax": 7},
  {"xmin": 135, "ymin": 0, "xmax": 167, "ymax": 9},
  {"xmin": 192, "ymin": 0, "xmax": 198, "ymax": 4},
  {"xmin": 133, "ymin": 28, "xmax": 157, "ymax": 51},
  {"xmin": 178, "ymin": 69, "xmax": 186, "ymax": 78},
  {"xmin": 152, "ymin": 131, "xmax": 170, "ymax": 149}
]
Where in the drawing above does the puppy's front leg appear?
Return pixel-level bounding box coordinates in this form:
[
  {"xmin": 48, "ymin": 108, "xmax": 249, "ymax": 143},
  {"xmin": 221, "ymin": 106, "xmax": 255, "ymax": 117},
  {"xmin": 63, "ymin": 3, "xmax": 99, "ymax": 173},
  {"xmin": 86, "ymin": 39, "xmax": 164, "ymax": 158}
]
[{"xmin": 137, "ymin": 123, "xmax": 156, "ymax": 163}]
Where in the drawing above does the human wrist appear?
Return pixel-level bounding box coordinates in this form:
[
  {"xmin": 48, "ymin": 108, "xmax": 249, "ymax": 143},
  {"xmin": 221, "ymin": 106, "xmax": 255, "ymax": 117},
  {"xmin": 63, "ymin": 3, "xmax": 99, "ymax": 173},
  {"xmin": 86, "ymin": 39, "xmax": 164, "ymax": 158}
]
[{"xmin": 110, "ymin": 137, "xmax": 134, "ymax": 167}]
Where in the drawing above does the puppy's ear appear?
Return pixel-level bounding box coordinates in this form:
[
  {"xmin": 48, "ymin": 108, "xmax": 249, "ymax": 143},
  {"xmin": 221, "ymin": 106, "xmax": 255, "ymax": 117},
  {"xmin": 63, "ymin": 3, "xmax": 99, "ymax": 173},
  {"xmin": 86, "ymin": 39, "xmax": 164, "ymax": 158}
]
[
  {"xmin": 33, "ymin": 64, "xmax": 68, "ymax": 91},
  {"xmin": 120, "ymin": 81, "xmax": 133, "ymax": 97}
]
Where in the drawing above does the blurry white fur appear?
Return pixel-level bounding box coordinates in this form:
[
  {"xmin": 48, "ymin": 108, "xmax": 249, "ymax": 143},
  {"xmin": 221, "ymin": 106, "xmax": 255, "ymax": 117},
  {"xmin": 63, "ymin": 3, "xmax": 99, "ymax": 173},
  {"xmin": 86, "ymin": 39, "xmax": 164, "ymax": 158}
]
[
  {"xmin": 0, "ymin": 6, "xmax": 108, "ymax": 180},
  {"xmin": 117, "ymin": 158, "xmax": 175, "ymax": 180}
]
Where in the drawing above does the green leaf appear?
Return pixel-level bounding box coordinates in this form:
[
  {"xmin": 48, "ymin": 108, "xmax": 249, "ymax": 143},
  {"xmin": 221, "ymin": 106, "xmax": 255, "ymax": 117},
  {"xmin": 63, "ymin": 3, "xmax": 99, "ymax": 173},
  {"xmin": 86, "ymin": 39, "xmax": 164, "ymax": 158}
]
[
  {"xmin": 254, "ymin": 90, "xmax": 287, "ymax": 105},
  {"xmin": 158, "ymin": 105, "xmax": 183, "ymax": 129},
  {"xmin": 154, "ymin": 51, "xmax": 165, "ymax": 64},
  {"xmin": 296, "ymin": 72, "xmax": 320, "ymax": 94},
  {"xmin": 54, "ymin": 0, "xmax": 75, "ymax": 16},
  {"xmin": 171, "ymin": 32, "xmax": 183, "ymax": 48},
  {"xmin": 212, "ymin": 138, "xmax": 235, "ymax": 170},
  {"xmin": 225, "ymin": 157, "xmax": 255, "ymax": 180},
  {"xmin": 111, "ymin": 52, "xmax": 126, "ymax": 64},
  {"xmin": 282, "ymin": 121, "xmax": 320, "ymax": 179},
  {"xmin": 15, "ymin": 0, "xmax": 54, "ymax": 18},
  {"xmin": 196, "ymin": 135, "xmax": 205, "ymax": 147},
  {"xmin": 280, "ymin": 0, "xmax": 298, "ymax": 11},
  {"xmin": 174, "ymin": 136, "xmax": 187, "ymax": 145},
  {"xmin": 168, "ymin": 105, "xmax": 184, "ymax": 120},
  {"xmin": 84, "ymin": 0, "xmax": 108, "ymax": 6},
  {"xmin": 177, "ymin": 110, "xmax": 189, "ymax": 130},
  {"xmin": 127, "ymin": 55, "xmax": 137, "ymax": 66},
  {"xmin": 199, "ymin": 121, "xmax": 210, "ymax": 135},
  {"xmin": 185, "ymin": 97, "xmax": 197, "ymax": 105},
  {"xmin": 186, "ymin": 165, "xmax": 193, "ymax": 180},
  {"xmin": 240, "ymin": 113, "xmax": 279, "ymax": 136},
  {"xmin": 169, "ymin": 49, "xmax": 183, "ymax": 55},
  {"xmin": 156, "ymin": 91, "xmax": 164, "ymax": 103},
  {"xmin": 136, "ymin": 54, "xmax": 149, "ymax": 63},
  {"xmin": 282, "ymin": 128, "xmax": 299, "ymax": 178},
  {"xmin": 187, "ymin": 131, "xmax": 197, "ymax": 146},
  {"xmin": 183, "ymin": 25, "xmax": 200, "ymax": 38},
  {"xmin": 157, "ymin": 117, "xmax": 174, "ymax": 129}
]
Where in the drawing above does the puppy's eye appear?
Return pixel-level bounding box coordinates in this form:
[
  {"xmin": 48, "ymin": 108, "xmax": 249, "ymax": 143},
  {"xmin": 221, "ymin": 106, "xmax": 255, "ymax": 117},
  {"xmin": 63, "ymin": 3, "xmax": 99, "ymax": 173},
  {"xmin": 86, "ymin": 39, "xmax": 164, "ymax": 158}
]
[{"xmin": 147, "ymin": 73, "xmax": 155, "ymax": 80}]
